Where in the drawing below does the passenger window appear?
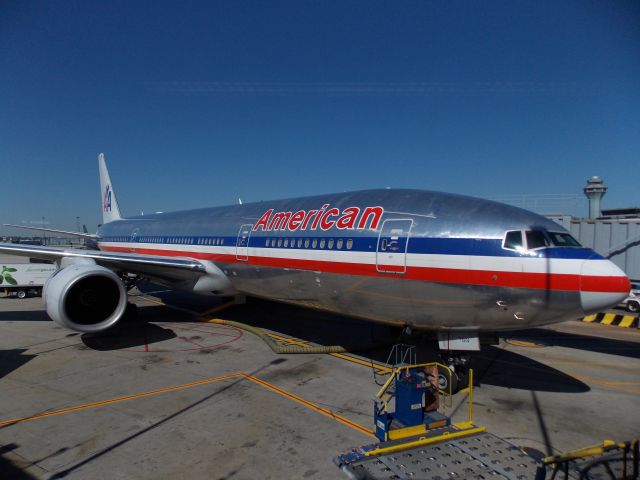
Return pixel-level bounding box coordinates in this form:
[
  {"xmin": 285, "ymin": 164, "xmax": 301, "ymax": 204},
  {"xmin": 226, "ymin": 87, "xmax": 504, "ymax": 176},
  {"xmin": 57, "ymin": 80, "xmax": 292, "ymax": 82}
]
[
  {"xmin": 328, "ymin": 239, "xmax": 334, "ymax": 249},
  {"xmin": 265, "ymin": 238, "xmax": 270, "ymax": 247},
  {"xmin": 277, "ymin": 238, "xmax": 282, "ymax": 247},
  {"xmin": 503, "ymin": 231, "xmax": 523, "ymax": 251},
  {"xmin": 304, "ymin": 238, "xmax": 310, "ymax": 248},
  {"xmin": 312, "ymin": 238, "xmax": 318, "ymax": 248},
  {"xmin": 337, "ymin": 239, "xmax": 343, "ymax": 249},
  {"xmin": 284, "ymin": 238, "xmax": 289, "ymax": 247},
  {"xmin": 320, "ymin": 239, "xmax": 326, "ymax": 249},
  {"xmin": 290, "ymin": 238, "xmax": 295, "ymax": 248},
  {"xmin": 526, "ymin": 231, "xmax": 550, "ymax": 250},
  {"xmin": 297, "ymin": 238, "xmax": 302, "ymax": 248},
  {"xmin": 346, "ymin": 239, "xmax": 353, "ymax": 250}
]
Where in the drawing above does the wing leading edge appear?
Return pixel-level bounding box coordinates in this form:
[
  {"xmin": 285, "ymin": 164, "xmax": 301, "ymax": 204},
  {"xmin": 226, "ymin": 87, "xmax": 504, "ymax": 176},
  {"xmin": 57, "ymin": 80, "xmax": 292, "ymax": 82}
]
[{"xmin": 0, "ymin": 242, "xmax": 206, "ymax": 282}]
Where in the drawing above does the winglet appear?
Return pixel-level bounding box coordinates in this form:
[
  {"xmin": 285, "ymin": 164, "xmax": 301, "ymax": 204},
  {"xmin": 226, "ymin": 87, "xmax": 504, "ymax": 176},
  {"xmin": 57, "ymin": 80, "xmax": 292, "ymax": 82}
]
[{"xmin": 98, "ymin": 153, "xmax": 122, "ymax": 223}]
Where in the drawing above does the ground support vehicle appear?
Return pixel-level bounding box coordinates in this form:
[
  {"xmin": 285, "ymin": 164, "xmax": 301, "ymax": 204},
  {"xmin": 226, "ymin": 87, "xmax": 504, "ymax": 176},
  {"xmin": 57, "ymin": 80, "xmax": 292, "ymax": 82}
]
[{"xmin": 0, "ymin": 263, "xmax": 56, "ymax": 299}]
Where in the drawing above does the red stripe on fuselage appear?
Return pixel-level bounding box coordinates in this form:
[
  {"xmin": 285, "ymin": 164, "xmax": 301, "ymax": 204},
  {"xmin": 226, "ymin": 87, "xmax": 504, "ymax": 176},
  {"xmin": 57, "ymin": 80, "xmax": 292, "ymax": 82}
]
[{"xmin": 100, "ymin": 245, "xmax": 627, "ymax": 293}]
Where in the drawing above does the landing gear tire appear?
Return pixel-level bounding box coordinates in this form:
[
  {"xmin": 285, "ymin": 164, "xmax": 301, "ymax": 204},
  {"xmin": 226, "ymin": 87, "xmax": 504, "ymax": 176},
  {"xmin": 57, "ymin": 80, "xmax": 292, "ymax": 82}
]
[
  {"xmin": 16, "ymin": 290, "xmax": 27, "ymax": 299},
  {"xmin": 457, "ymin": 370, "xmax": 470, "ymax": 390},
  {"xmin": 437, "ymin": 365, "xmax": 459, "ymax": 395}
]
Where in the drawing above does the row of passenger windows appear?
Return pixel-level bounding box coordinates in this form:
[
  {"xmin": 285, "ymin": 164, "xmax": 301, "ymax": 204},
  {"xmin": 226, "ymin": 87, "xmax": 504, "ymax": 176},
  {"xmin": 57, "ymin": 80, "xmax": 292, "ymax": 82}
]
[
  {"xmin": 198, "ymin": 238, "xmax": 225, "ymax": 246},
  {"xmin": 139, "ymin": 236, "xmax": 165, "ymax": 243},
  {"xmin": 265, "ymin": 237, "xmax": 354, "ymax": 250},
  {"xmin": 103, "ymin": 235, "xmax": 354, "ymax": 250}
]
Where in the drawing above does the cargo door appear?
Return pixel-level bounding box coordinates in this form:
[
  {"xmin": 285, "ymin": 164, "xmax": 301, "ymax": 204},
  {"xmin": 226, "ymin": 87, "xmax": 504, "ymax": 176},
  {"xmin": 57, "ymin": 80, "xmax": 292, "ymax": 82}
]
[
  {"xmin": 235, "ymin": 224, "xmax": 253, "ymax": 261},
  {"xmin": 376, "ymin": 219, "xmax": 413, "ymax": 274}
]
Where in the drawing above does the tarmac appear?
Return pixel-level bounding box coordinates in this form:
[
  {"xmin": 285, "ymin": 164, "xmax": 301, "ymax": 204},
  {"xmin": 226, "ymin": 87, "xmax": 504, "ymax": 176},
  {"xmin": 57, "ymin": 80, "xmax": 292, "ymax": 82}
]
[{"xmin": 0, "ymin": 256, "xmax": 639, "ymax": 479}]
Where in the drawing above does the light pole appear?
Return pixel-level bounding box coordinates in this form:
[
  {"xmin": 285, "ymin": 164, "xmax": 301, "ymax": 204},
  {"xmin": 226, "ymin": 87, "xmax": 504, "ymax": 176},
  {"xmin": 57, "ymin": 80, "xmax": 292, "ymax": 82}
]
[{"xmin": 42, "ymin": 216, "xmax": 46, "ymax": 245}]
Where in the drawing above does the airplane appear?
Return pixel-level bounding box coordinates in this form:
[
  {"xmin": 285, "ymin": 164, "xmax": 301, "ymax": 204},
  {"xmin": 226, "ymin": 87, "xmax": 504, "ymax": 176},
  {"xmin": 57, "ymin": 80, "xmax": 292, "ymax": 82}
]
[{"xmin": 0, "ymin": 154, "xmax": 630, "ymax": 391}]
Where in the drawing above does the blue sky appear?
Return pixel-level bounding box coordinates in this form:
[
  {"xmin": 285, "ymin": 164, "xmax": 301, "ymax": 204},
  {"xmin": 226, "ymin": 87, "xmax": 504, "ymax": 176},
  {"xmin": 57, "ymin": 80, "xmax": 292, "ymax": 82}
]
[{"xmin": 1, "ymin": 1, "xmax": 639, "ymax": 235}]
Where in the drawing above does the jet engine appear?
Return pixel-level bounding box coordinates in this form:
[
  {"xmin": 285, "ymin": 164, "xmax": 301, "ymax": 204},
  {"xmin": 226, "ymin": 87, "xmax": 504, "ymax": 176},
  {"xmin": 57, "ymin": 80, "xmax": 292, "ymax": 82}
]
[{"xmin": 43, "ymin": 263, "xmax": 128, "ymax": 333}]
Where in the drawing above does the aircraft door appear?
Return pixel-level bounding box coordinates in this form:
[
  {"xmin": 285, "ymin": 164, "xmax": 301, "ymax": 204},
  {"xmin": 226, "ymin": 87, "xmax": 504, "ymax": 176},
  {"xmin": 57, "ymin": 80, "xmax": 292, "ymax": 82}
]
[
  {"xmin": 376, "ymin": 219, "xmax": 413, "ymax": 274},
  {"xmin": 129, "ymin": 228, "xmax": 139, "ymax": 253},
  {"xmin": 235, "ymin": 224, "xmax": 253, "ymax": 261}
]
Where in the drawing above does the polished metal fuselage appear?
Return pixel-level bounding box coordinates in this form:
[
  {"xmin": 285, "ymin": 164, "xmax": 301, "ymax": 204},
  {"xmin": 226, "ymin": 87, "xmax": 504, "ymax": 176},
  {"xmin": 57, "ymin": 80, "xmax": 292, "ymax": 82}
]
[{"xmin": 98, "ymin": 189, "xmax": 593, "ymax": 331}]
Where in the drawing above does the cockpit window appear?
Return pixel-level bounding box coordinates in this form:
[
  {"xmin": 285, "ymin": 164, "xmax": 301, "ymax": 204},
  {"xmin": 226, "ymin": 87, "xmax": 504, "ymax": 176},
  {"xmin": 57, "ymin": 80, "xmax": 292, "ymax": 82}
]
[
  {"xmin": 525, "ymin": 230, "xmax": 550, "ymax": 250},
  {"xmin": 503, "ymin": 231, "xmax": 523, "ymax": 251},
  {"xmin": 503, "ymin": 229, "xmax": 582, "ymax": 253},
  {"xmin": 546, "ymin": 231, "xmax": 581, "ymax": 247}
]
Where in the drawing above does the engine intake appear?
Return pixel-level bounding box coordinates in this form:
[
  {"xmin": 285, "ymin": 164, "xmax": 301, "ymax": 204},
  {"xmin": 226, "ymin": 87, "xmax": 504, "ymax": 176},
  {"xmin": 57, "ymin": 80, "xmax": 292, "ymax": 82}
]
[{"xmin": 44, "ymin": 264, "xmax": 127, "ymax": 332}]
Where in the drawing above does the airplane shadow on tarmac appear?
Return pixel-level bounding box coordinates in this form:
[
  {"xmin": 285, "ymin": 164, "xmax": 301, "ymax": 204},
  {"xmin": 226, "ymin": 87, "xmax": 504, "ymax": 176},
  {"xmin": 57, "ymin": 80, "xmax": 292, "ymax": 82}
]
[
  {"xmin": 0, "ymin": 292, "xmax": 599, "ymax": 394},
  {"xmin": 80, "ymin": 306, "xmax": 178, "ymax": 351},
  {"xmin": 0, "ymin": 309, "xmax": 50, "ymax": 322},
  {"xmin": 0, "ymin": 443, "xmax": 37, "ymax": 480},
  {"xmin": 507, "ymin": 327, "xmax": 640, "ymax": 360},
  {"xmin": 471, "ymin": 346, "xmax": 589, "ymax": 393},
  {"xmin": 187, "ymin": 296, "xmax": 592, "ymax": 394},
  {"xmin": 0, "ymin": 349, "xmax": 36, "ymax": 380}
]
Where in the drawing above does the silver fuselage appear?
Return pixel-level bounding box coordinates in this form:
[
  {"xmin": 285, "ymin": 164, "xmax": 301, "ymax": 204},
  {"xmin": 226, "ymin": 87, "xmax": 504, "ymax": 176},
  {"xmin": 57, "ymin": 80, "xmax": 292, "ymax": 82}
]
[{"xmin": 98, "ymin": 189, "xmax": 629, "ymax": 331}]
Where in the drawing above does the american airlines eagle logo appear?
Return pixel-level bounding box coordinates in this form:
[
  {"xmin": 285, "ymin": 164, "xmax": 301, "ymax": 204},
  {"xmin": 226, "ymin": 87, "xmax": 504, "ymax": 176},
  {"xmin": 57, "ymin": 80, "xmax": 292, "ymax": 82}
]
[
  {"xmin": 103, "ymin": 185, "xmax": 112, "ymax": 213},
  {"xmin": 252, "ymin": 204, "xmax": 384, "ymax": 232}
]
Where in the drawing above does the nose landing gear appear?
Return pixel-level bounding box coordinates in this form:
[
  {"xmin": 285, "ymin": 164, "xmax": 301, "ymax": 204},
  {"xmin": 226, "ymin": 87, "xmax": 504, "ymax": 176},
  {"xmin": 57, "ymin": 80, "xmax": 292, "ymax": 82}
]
[{"xmin": 438, "ymin": 353, "xmax": 471, "ymax": 394}]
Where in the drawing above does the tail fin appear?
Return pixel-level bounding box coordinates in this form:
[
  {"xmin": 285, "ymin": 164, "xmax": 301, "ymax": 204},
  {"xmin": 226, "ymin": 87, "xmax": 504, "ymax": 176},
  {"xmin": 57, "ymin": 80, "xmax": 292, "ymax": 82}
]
[{"xmin": 98, "ymin": 153, "xmax": 122, "ymax": 223}]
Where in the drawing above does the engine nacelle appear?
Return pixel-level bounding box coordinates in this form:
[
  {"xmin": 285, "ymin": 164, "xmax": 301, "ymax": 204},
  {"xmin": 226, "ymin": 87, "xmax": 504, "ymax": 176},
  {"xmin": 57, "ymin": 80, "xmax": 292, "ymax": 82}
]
[{"xmin": 44, "ymin": 264, "xmax": 128, "ymax": 333}]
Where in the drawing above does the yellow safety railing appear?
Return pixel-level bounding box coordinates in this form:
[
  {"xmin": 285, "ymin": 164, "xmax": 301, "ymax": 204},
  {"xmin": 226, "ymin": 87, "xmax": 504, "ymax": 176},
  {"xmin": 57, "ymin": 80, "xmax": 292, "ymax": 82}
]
[{"xmin": 536, "ymin": 439, "xmax": 638, "ymax": 480}]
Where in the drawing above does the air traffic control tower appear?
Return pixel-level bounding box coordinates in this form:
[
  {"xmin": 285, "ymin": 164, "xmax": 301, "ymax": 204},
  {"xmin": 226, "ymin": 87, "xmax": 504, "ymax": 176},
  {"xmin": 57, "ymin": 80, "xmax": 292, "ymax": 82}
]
[
  {"xmin": 583, "ymin": 176, "xmax": 607, "ymax": 219},
  {"xmin": 547, "ymin": 177, "xmax": 639, "ymax": 282}
]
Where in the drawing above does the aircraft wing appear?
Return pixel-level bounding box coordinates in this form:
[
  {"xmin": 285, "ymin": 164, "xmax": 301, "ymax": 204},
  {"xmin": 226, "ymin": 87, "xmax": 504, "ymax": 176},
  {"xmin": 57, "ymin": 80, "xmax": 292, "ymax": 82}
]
[
  {"xmin": 0, "ymin": 242, "xmax": 206, "ymax": 282},
  {"xmin": 3, "ymin": 224, "xmax": 98, "ymax": 239}
]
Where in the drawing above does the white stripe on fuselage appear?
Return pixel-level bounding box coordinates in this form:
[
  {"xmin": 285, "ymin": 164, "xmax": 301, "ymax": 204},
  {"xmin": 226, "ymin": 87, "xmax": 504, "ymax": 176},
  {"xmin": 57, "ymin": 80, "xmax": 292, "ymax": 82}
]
[{"xmin": 100, "ymin": 241, "xmax": 607, "ymax": 276}]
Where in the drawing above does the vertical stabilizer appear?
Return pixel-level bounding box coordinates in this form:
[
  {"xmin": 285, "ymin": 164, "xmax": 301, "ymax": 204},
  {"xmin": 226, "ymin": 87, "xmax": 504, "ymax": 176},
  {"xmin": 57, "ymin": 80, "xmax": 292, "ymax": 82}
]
[{"xmin": 98, "ymin": 153, "xmax": 122, "ymax": 223}]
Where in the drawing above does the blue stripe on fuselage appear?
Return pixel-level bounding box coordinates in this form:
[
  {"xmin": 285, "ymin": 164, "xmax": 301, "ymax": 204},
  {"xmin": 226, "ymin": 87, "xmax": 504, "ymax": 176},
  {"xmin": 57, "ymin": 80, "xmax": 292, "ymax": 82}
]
[{"xmin": 98, "ymin": 234, "xmax": 602, "ymax": 260}]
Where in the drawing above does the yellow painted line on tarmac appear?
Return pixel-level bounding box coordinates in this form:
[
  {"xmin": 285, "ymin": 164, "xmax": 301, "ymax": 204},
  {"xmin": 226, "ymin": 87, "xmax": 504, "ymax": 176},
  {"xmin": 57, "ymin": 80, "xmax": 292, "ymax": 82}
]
[
  {"xmin": 330, "ymin": 353, "xmax": 392, "ymax": 374},
  {"xmin": 601, "ymin": 313, "xmax": 617, "ymax": 325},
  {"xmin": 505, "ymin": 339, "xmax": 545, "ymax": 348},
  {"xmin": 268, "ymin": 332, "xmax": 311, "ymax": 348},
  {"xmin": 139, "ymin": 295, "xmax": 166, "ymax": 306},
  {"xmin": 573, "ymin": 374, "xmax": 640, "ymax": 395},
  {"xmin": 0, "ymin": 371, "xmax": 373, "ymax": 438},
  {"xmin": 242, "ymin": 374, "xmax": 375, "ymax": 438},
  {"xmin": 144, "ymin": 297, "xmax": 391, "ymax": 373},
  {"xmin": 198, "ymin": 300, "xmax": 236, "ymax": 318},
  {"xmin": 268, "ymin": 333, "xmax": 392, "ymax": 373},
  {"xmin": 0, "ymin": 373, "xmax": 241, "ymax": 428}
]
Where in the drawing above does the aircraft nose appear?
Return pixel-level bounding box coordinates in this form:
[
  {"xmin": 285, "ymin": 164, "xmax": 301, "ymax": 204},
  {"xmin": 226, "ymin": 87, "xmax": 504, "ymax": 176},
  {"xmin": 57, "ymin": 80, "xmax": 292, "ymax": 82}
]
[{"xmin": 579, "ymin": 257, "xmax": 630, "ymax": 314}]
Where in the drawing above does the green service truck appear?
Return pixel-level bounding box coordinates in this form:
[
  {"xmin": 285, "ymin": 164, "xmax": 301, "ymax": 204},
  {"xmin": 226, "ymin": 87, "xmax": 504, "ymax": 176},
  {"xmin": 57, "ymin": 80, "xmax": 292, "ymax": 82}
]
[{"xmin": 1, "ymin": 263, "xmax": 57, "ymax": 299}]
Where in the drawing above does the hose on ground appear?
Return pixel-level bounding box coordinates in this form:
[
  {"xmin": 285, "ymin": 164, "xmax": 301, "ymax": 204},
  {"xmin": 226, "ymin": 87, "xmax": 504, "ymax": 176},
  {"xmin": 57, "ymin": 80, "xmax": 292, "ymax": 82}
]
[{"xmin": 208, "ymin": 318, "xmax": 348, "ymax": 354}]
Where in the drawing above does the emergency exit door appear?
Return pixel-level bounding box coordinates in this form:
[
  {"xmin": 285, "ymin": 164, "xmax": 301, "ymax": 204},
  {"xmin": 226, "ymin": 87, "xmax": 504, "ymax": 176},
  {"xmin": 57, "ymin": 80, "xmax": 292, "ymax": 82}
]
[
  {"xmin": 376, "ymin": 219, "xmax": 413, "ymax": 273},
  {"xmin": 236, "ymin": 224, "xmax": 252, "ymax": 261}
]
